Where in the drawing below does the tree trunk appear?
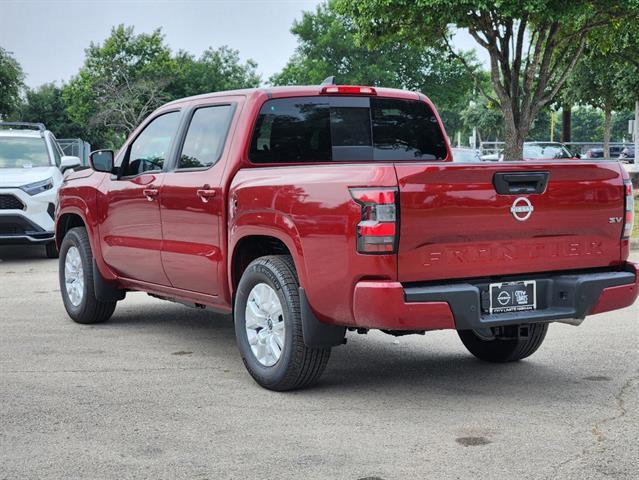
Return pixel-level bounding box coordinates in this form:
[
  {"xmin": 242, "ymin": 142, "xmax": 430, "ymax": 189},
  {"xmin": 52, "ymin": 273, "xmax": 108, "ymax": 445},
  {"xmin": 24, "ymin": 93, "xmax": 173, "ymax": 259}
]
[
  {"xmin": 603, "ymin": 105, "xmax": 612, "ymax": 159},
  {"xmin": 561, "ymin": 104, "xmax": 572, "ymax": 143},
  {"xmin": 503, "ymin": 120, "xmax": 526, "ymax": 160}
]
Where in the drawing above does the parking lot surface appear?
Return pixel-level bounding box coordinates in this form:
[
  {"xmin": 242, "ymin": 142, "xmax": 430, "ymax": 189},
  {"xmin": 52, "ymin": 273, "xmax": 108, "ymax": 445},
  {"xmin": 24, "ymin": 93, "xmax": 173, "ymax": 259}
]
[{"xmin": 1, "ymin": 246, "xmax": 638, "ymax": 480}]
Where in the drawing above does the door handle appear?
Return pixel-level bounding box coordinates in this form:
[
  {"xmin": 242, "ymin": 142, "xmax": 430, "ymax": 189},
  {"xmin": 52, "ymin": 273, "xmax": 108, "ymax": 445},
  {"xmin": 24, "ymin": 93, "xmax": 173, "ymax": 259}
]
[
  {"xmin": 197, "ymin": 189, "xmax": 216, "ymax": 203},
  {"xmin": 143, "ymin": 187, "xmax": 159, "ymax": 201}
]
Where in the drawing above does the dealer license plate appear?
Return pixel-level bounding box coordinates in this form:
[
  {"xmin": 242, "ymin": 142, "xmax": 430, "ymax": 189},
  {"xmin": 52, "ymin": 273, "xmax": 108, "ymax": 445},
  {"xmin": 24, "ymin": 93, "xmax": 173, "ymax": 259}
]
[{"xmin": 489, "ymin": 281, "xmax": 537, "ymax": 314}]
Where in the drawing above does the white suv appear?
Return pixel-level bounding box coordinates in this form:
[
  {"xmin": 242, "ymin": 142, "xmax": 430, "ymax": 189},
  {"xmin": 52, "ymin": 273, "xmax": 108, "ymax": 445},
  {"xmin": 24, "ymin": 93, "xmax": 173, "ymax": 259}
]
[{"xmin": 0, "ymin": 122, "xmax": 81, "ymax": 257}]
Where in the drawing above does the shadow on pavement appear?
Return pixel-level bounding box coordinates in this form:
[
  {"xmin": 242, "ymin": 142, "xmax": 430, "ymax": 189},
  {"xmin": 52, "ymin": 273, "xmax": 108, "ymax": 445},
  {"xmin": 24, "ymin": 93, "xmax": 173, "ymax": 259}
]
[
  {"xmin": 103, "ymin": 299, "xmax": 574, "ymax": 396},
  {"xmin": 0, "ymin": 245, "xmax": 51, "ymax": 263}
]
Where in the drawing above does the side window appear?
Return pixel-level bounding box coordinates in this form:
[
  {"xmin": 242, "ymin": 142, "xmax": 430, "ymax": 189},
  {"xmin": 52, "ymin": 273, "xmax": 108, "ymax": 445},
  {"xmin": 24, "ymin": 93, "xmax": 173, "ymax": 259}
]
[
  {"xmin": 177, "ymin": 105, "xmax": 233, "ymax": 169},
  {"xmin": 122, "ymin": 111, "xmax": 181, "ymax": 176}
]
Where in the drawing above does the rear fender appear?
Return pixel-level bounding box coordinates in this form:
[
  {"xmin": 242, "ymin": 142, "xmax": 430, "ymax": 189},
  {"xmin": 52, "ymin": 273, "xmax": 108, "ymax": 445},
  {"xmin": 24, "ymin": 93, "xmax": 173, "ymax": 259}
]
[{"xmin": 228, "ymin": 210, "xmax": 307, "ymax": 293}]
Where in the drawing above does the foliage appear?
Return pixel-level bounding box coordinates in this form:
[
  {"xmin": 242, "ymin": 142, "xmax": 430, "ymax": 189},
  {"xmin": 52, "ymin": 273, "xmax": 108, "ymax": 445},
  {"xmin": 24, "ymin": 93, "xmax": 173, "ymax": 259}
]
[
  {"xmin": 62, "ymin": 25, "xmax": 260, "ymax": 148},
  {"xmin": 63, "ymin": 25, "xmax": 175, "ymax": 146},
  {"xmin": 0, "ymin": 47, "xmax": 24, "ymax": 118},
  {"xmin": 19, "ymin": 84, "xmax": 82, "ymax": 138},
  {"xmin": 270, "ymin": 3, "xmax": 476, "ymax": 142},
  {"xmin": 170, "ymin": 46, "xmax": 260, "ymax": 100},
  {"xmin": 336, "ymin": 0, "xmax": 639, "ymax": 158}
]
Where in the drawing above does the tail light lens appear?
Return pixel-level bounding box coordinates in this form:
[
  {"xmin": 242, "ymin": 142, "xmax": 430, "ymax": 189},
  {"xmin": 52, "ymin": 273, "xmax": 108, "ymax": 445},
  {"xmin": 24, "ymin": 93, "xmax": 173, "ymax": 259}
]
[
  {"xmin": 350, "ymin": 188, "xmax": 398, "ymax": 254},
  {"xmin": 623, "ymin": 180, "xmax": 634, "ymax": 239}
]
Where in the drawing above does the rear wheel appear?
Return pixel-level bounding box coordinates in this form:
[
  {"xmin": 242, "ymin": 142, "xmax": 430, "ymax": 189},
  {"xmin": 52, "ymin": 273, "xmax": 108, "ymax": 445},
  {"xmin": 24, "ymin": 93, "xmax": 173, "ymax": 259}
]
[
  {"xmin": 59, "ymin": 227, "xmax": 116, "ymax": 324},
  {"xmin": 45, "ymin": 241, "xmax": 58, "ymax": 259},
  {"xmin": 458, "ymin": 323, "xmax": 548, "ymax": 362},
  {"xmin": 234, "ymin": 255, "xmax": 331, "ymax": 391}
]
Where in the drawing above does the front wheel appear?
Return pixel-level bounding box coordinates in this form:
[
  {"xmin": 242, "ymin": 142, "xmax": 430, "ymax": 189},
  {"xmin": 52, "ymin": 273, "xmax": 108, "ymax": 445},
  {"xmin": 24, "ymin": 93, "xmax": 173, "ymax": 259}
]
[
  {"xmin": 458, "ymin": 323, "xmax": 548, "ymax": 362},
  {"xmin": 59, "ymin": 227, "xmax": 117, "ymax": 324},
  {"xmin": 234, "ymin": 255, "xmax": 331, "ymax": 391}
]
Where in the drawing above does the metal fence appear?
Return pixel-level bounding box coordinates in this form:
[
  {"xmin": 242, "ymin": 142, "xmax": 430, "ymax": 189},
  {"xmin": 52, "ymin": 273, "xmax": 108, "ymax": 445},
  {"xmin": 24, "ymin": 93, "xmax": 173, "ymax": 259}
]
[{"xmin": 57, "ymin": 138, "xmax": 91, "ymax": 166}]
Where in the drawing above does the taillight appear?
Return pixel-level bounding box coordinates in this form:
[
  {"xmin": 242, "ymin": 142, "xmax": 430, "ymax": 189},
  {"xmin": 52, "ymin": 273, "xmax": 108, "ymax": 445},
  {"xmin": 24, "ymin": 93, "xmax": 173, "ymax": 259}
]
[
  {"xmin": 350, "ymin": 188, "xmax": 398, "ymax": 254},
  {"xmin": 320, "ymin": 85, "xmax": 377, "ymax": 95},
  {"xmin": 623, "ymin": 180, "xmax": 634, "ymax": 239}
]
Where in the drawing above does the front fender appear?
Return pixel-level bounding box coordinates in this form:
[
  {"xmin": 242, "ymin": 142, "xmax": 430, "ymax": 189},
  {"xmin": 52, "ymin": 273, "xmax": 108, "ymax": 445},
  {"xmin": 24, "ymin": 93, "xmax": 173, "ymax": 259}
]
[{"xmin": 56, "ymin": 189, "xmax": 116, "ymax": 282}]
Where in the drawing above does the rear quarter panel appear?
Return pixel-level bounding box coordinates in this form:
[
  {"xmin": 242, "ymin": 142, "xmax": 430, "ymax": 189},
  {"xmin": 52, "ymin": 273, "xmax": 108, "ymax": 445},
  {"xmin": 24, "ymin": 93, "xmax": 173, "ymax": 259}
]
[{"xmin": 229, "ymin": 165, "xmax": 398, "ymax": 326}]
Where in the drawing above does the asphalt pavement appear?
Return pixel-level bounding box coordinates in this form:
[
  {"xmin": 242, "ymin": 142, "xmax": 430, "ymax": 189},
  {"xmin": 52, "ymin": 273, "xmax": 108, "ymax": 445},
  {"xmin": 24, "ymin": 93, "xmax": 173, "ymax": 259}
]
[{"xmin": 1, "ymin": 245, "xmax": 637, "ymax": 480}]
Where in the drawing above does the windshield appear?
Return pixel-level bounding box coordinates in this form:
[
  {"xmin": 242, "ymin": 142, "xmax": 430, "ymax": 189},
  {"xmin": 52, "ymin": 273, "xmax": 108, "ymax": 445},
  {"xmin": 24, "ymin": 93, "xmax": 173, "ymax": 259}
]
[
  {"xmin": 0, "ymin": 137, "xmax": 50, "ymax": 168},
  {"xmin": 524, "ymin": 144, "xmax": 572, "ymax": 159}
]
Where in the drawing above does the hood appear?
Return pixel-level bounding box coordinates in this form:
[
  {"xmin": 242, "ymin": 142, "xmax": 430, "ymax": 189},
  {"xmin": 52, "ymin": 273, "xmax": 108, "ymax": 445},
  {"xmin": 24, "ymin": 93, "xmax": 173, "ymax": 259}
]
[{"xmin": 0, "ymin": 166, "xmax": 58, "ymax": 188}]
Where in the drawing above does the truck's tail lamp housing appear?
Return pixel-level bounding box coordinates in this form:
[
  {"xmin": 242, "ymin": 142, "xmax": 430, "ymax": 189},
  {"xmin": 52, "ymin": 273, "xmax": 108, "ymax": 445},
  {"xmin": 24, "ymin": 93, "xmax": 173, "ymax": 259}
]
[
  {"xmin": 320, "ymin": 85, "xmax": 377, "ymax": 95},
  {"xmin": 350, "ymin": 188, "xmax": 398, "ymax": 254},
  {"xmin": 623, "ymin": 180, "xmax": 634, "ymax": 239}
]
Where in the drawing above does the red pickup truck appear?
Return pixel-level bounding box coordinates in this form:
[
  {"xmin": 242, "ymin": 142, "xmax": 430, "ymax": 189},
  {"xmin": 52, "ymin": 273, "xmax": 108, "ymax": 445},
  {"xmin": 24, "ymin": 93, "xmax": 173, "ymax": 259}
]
[{"xmin": 55, "ymin": 85, "xmax": 638, "ymax": 391}]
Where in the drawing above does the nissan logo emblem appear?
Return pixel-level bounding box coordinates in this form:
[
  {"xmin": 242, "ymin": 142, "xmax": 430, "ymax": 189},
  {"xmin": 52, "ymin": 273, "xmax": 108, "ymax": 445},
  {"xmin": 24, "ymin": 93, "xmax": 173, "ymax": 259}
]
[{"xmin": 510, "ymin": 197, "xmax": 534, "ymax": 221}]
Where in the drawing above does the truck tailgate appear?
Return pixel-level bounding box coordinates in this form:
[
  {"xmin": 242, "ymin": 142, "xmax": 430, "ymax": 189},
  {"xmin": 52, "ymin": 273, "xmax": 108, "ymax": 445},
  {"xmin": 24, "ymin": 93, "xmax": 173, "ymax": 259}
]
[{"xmin": 395, "ymin": 161, "xmax": 625, "ymax": 283}]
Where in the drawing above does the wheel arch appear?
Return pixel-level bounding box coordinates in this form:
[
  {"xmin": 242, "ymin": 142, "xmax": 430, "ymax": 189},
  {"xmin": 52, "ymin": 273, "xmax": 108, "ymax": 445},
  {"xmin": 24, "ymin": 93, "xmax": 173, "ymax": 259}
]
[
  {"xmin": 229, "ymin": 232, "xmax": 306, "ymax": 296},
  {"xmin": 56, "ymin": 211, "xmax": 86, "ymax": 248}
]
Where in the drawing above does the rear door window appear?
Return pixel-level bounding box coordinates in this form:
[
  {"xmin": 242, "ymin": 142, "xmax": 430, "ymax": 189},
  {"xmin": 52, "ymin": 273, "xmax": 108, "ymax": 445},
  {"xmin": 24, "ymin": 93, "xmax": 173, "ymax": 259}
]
[
  {"xmin": 177, "ymin": 105, "xmax": 234, "ymax": 169},
  {"xmin": 249, "ymin": 96, "xmax": 447, "ymax": 163}
]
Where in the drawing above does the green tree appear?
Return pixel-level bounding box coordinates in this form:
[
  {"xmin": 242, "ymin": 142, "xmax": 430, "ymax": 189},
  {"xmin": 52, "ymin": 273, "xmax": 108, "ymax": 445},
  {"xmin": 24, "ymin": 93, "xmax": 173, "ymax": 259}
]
[
  {"xmin": 271, "ymin": 3, "xmax": 476, "ymax": 144},
  {"xmin": 63, "ymin": 25, "xmax": 176, "ymax": 145},
  {"xmin": 63, "ymin": 25, "xmax": 261, "ymax": 148},
  {"xmin": 460, "ymin": 96, "xmax": 504, "ymax": 143},
  {"xmin": 337, "ymin": 0, "xmax": 639, "ymax": 159},
  {"xmin": 0, "ymin": 47, "xmax": 24, "ymax": 118},
  {"xmin": 565, "ymin": 46, "xmax": 627, "ymax": 157},
  {"xmin": 19, "ymin": 83, "xmax": 83, "ymax": 138},
  {"xmin": 169, "ymin": 46, "xmax": 260, "ymax": 99}
]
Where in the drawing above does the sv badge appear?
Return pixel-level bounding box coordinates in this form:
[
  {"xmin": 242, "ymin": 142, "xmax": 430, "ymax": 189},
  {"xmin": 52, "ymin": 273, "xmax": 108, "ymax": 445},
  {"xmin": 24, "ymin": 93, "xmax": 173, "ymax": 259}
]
[{"xmin": 609, "ymin": 217, "xmax": 623, "ymax": 224}]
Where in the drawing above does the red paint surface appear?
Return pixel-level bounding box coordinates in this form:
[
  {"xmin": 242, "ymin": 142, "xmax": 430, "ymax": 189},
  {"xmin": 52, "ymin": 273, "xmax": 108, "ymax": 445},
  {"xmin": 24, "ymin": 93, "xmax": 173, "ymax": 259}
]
[
  {"xmin": 590, "ymin": 263, "xmax": 639, "ymax": 315},
  {"xmin": 352, "ymin": 281, "xmax": 455, "ymax": 330}
]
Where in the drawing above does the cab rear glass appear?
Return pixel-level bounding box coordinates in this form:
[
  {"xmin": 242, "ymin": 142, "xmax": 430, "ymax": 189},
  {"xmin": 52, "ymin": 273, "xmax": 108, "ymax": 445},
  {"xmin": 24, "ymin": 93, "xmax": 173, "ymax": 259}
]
[{"xmin": 249, "ymin": 96, "xmax": 447, "ymax": 163}]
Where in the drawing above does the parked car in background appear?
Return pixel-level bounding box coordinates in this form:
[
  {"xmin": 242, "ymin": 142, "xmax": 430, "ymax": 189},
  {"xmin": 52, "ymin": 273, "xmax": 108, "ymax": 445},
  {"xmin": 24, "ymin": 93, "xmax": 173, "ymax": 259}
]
[
  {"xmin": 482, "ymin": 142, "xmax": 576, "ymax": 161},
  {"xmin": 451, "ymin": 147, "xmax": 481, "ymax": 162},
  {"xmin": 55, "ymin": 85, "xmax": 637, "ymax": 391},
  {"xmin": 481, "ymin": 151, "xmax": 501, "ymax": 161},
  {"xmin": 0, "ymin": 122, "xmax": 81, "ymax": 258},
  {"xmin": 619, "ymin": 147, "xmax": 635, "ymax": 164},
  {"xmin": 520, "ymin": 142, "xmax": 577, "ymax": 160},
  {"xmin": 584, "ymin": 146, "xmax": 625, "ymax": 159}
]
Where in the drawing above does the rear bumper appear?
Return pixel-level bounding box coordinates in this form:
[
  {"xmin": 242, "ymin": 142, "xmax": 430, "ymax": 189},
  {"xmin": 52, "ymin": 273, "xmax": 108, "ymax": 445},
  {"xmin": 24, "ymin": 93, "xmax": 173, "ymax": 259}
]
[{"xmin": 352, "ymin": 263, "xmax": 638, "ymax": 331}]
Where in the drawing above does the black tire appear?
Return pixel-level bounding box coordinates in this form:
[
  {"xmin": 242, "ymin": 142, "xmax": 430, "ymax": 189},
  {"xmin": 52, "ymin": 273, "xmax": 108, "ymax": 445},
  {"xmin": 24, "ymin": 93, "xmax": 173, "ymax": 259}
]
[
  {"xmin": 59, "ymin": 227, "xmax": 116, "ymax": 324},
  {"xmin": 45, "ymin": 241, "xmax": 58, "ymax": 259},
  {"xmin": 234, "ymin": 255, "xmax": 331, "ymax": 391},
  {"xmin": 458, "ymin": 323, "xmax": 549, "ymax": 362}
]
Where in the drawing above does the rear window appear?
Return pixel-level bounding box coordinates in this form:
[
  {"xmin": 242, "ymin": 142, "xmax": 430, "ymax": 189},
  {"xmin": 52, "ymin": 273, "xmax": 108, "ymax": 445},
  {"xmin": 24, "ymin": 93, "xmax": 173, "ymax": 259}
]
[{"xmin": 249, "ymin": 96, "xmax": 447, "ymax": 163}]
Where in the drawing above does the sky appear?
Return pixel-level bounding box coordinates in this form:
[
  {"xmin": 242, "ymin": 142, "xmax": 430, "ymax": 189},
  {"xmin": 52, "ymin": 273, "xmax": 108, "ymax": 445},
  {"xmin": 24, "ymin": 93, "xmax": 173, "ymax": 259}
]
[{"xmin": 0, "ymin": 0, "xmax": 487, "ymax": 89}]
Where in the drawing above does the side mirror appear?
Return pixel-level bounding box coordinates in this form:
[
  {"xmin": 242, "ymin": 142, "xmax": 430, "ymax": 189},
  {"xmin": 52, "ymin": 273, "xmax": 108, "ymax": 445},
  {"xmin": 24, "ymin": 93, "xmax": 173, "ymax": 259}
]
[
  {"xmin": 60, "ymin": 155, "xmax": 82, "ymax": 173},
  {"xmin": 89, "ymin": 149, "xmax": 114, "ymax": 173}
]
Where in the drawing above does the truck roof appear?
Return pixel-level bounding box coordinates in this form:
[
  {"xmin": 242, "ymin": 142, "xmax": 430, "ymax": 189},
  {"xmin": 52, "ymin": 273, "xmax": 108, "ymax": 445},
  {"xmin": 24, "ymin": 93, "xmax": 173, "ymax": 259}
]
[{"xmin": 165, "ymin": 85, "xmax": 425, "ymax": 107}]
